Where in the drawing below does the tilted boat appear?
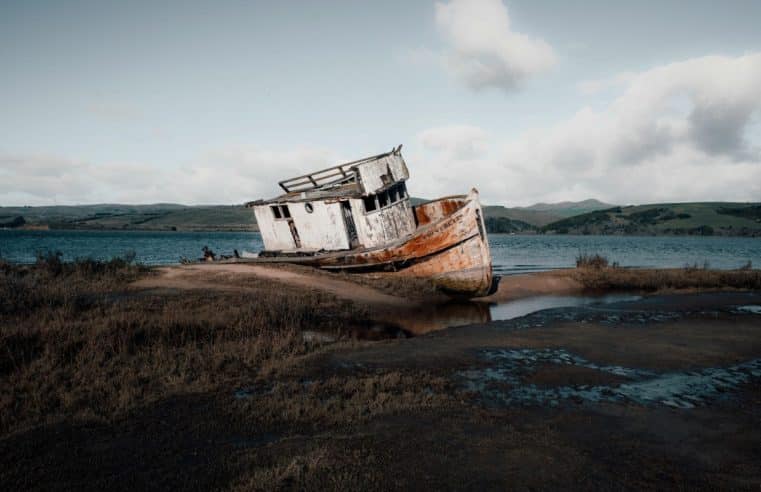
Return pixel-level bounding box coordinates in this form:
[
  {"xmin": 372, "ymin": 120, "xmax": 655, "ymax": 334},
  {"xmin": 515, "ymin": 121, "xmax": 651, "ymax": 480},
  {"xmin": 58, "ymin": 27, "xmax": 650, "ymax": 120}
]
[{"xmin": 243, "ymin": 145, "xmax": 495, "ymax": 297}]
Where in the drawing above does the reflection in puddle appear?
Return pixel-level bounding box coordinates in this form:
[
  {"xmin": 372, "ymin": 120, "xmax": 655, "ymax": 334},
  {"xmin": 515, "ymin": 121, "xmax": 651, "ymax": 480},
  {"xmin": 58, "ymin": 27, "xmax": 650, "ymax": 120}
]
[
  {"xmin": 380, "ymin": 302, "xmax": 492, "ymax": 336},
  {"xmin": 384, "ymin": 294, "xmax": 642, "ymax": 336},
  {"xmin": 488, "ymin": 294, "xmax": 641, "ymax": 322},
  {"xmin": 459, "ymin": 348, "xmax": 761, "ymax": 409}
]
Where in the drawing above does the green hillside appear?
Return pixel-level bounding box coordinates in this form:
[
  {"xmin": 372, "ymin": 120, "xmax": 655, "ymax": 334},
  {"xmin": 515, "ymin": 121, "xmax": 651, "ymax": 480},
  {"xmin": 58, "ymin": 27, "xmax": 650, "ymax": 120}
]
[
  {"xmin": 518, "ymin": 199, "xmax": 616, "ymax": 218},
  {"xmin": 0, "ymin": 204, "xmax": 256, "ymax": 232},
  {"xmin": 542, "ymin": 202, "xmax": 761, "ymax": 237},
  {"xmin": 481, "ymin": 205, "xmax": 559, "ymax": 227}
]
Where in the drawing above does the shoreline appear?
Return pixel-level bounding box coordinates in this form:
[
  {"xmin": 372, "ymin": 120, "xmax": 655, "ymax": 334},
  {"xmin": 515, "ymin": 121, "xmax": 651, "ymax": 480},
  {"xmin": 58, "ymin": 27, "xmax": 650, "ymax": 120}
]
[{"xmin": 2, "ymin": 257, "xmax": 761, "ymax": 489}]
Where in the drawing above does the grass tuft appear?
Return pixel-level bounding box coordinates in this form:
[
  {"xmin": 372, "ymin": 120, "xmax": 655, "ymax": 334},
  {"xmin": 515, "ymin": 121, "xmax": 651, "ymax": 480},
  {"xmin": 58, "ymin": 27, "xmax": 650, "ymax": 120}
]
[{"xmin": 575, "ymin": 252, "xmax": 609, "ymax": 269}]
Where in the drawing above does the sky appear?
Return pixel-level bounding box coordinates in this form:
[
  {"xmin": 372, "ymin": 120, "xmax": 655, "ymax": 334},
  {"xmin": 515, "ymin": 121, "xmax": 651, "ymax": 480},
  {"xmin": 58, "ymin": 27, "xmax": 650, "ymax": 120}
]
[{"xmin": 1, "ymin": 0, "xmax": 761, "ymax": 206}]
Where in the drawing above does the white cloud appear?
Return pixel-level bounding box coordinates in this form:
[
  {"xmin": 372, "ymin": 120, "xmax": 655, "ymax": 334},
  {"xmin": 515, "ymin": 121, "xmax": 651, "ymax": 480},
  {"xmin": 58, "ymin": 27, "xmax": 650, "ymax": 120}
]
[
  {"xmin": 410, "ymin": 53, "xmax": 761, "ymax": 205},
  {"xmin": 435, "ymin": 0, "xmax": 556, "ymax": 92},
  {"xmin": 0, "ymin": 147, "xmax": 337, "ymax": 206}
]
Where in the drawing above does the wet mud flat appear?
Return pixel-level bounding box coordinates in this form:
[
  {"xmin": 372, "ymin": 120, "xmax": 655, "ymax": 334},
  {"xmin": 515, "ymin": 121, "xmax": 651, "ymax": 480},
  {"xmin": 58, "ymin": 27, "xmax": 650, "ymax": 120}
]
[
  {"xmin": 3, "ymin": 291, "xmax": 761, "ymax": 490},
  {"xmin": 306, "ymin": 291, "xmax": 761, "ymax": 489}
]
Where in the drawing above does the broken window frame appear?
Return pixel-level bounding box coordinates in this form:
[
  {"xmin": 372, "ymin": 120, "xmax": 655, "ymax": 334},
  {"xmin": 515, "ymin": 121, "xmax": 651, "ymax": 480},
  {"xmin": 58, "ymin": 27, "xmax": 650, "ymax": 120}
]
[
  {"xmin": 363, "ymin": 195, "xmax": 377, "ymax": 213},
  {"xmin": 362, "ymin": 181, "xmax": 410, "ymax": 215}
]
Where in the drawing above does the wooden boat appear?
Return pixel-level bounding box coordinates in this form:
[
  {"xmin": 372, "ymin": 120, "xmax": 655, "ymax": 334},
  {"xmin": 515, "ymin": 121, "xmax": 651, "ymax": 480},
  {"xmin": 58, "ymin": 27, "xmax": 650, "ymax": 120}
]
[{"xmin": 241, "ymin": 146, "xmax": 495, "ymax": 298}]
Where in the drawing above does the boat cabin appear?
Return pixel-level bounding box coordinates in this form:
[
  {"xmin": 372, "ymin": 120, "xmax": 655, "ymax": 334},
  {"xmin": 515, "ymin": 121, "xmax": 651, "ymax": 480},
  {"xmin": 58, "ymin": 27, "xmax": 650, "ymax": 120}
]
[{"xmin": 248, "ymin": 146, "xmax": 417, "ymax": 254}]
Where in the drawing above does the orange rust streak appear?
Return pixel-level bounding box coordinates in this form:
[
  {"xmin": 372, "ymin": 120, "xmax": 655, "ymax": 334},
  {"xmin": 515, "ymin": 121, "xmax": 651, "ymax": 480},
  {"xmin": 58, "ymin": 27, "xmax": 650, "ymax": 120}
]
[
  {"xmin": 413, "ymin": 198, "xmax": 465, "ymax": 227},
  {"xmin": 414, "ymin": 206, "xmax": 431, "ymax": 226}
]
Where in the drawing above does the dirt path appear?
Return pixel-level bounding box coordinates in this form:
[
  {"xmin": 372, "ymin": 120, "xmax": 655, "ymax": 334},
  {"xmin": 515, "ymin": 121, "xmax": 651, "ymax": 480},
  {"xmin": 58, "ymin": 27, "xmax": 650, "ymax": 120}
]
[
  {"xmin": 132, "ymin": 264, "xmax": 588, "ymax": 313},
  {"xmin": 131, "ymin": 263, "xmax": 412, "ymax": 307}
]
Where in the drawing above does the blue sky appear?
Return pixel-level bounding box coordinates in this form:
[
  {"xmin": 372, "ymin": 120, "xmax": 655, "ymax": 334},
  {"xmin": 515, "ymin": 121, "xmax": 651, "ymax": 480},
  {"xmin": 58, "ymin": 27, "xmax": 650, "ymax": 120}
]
[{"xmin": 2, "ymin": 0, "xmax": 761, "ymax": 205}]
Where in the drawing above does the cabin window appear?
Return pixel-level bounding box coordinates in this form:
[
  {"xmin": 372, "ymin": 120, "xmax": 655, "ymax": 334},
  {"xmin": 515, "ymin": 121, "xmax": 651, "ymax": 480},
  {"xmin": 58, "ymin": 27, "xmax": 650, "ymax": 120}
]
[
  {"xmin": 270, "ymin": 204, "xmax": 292, "ymax": 219},
  {"xmin": 305, "ymin": 202, "xmax": 314, "ymax": 213},
  {"xmin": 362, "ymin": 182, "xmax": 408, "ymax": 214},
  {"xmin": 389, "ymin": 186, "xmax": 399, "ymax": 203},
  {"xmin": 363, "ymin": 195, "xmax": 377, "ymax": 213}
]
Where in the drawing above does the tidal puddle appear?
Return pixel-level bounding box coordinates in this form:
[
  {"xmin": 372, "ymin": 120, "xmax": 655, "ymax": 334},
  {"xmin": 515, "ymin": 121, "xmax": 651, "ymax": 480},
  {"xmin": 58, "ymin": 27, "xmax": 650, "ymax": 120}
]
[
  {"xmin": 735, "ymin": 305, "xmax": 761, "ymax": 315},
  {"xmin": 488, "ymin": 294, "xmax": 641, "ymax": 322},
  {"xmin": 386, "ymin": 293, "xmax": 642, "ymax": 336},
  {"xmin": 459, "ymin": 348, "xmax": 761, "ymax": 409}
]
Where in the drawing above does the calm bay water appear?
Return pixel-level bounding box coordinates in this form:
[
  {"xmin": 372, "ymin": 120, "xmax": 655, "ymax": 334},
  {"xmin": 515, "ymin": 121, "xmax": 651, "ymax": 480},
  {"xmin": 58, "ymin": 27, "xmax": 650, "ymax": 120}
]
[{"xmin": 1, "ymin": 230, "xmax": 759, "ymax": 273}]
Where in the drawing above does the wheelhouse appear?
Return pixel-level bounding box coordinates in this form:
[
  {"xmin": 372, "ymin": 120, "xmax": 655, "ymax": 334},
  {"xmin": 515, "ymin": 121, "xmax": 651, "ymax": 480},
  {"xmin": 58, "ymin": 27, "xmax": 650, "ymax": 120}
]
[{"xmin": 247, "ymin": 146, "xmax": 416, "ymax": 254}]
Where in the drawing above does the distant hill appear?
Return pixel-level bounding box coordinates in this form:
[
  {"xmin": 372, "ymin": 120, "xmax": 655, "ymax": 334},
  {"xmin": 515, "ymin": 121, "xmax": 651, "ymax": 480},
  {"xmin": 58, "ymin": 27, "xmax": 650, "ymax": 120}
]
[
  {"xmin": 4, "ymin": 200, "xmax": 760, "ymax": 237},
  {"xmin": 411, "ymin": 197, "xmax": 558, "ymax": 226},
  {"xmin": 0, "ymin": 204, "xmax": 255, "ymax": 232},
  {"xmin": 542, "ymin": 202, "xmax": 761, "ymax": 237},
  {"xmin": 518, "ymin": 199, "xmax": 616, "ymax": 218},
  {"xmin": 481, "ymin": 205, "xmax": 559, "ymax": 227}
]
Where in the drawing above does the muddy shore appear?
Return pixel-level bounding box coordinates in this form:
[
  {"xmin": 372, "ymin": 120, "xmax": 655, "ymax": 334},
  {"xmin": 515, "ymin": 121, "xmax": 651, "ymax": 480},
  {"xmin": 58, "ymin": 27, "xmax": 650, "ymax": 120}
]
[{"xmin": 2, "ymin": 263, "xmax": 761, "ymax": 490}]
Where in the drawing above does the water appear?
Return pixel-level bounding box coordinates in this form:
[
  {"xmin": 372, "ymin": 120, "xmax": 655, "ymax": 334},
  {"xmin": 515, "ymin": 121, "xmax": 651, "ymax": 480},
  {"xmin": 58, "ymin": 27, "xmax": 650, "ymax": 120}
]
[
  {"xmin": 394, "ymin": 293, "xmax": 642, "ymax": 335},
  {"xmin": 1, "ymin": 230, "xmax": 759, "ymax": 270},
  {"xmin": 0, "ymin": 229, "xmax": 263, "ymax": 265},
  {"xmin": 489, "ymin": 294, "xmax": 641, "ymax": 321},
  {"xmin": 490, "ymin": 234, "xmax": 760, "ymax": 273}
]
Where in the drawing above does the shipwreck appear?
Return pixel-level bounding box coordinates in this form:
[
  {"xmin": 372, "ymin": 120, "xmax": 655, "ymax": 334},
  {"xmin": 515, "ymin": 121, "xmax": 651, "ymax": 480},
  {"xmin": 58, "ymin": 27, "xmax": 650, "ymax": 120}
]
[{"xmin": 243, "ymin": 145, "xmax": 495, "ymax": 297}]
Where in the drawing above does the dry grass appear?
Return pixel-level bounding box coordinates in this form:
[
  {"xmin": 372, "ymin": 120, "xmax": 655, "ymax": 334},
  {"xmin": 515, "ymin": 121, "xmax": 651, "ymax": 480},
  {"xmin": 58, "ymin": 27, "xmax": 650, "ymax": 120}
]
[
  {"xmin": 234, "ymin": 370, "xmax": 452, "ymax": 429},
  {"xmin": 0, "ymin": 255, "xmax": 462, "ymax": 490},
  {"xmin": 261, "ymin": 262, "xmax": 448, "ymax": 301},
  {"xmin": 575, "ymin": 252, "xmax": 610, "ymax": 269},
  {"xmin": 223, "ymin": 370, "xmax": 454, "ymax": 490},
  {"xmin": 0, "ymin": 255, "xmax": 368, "ymax": 436},
  {"xmin": 573, "ymin": 256, "xmax": 761, "ymax": 292}
]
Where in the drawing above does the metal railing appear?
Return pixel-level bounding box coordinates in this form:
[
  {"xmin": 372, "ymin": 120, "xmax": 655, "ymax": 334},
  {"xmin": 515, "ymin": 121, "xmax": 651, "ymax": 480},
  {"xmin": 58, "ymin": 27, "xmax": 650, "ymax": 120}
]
[{"xmin": 278, "ymin": 145, "xmax": 402, "ymax": 193}]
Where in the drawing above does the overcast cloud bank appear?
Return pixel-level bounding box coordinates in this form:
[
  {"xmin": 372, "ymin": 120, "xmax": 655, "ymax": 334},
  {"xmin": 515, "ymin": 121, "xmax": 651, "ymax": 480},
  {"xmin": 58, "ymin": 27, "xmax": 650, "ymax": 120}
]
[{"xmin": 411, "ymin": 53, "xmax": 761, "ymax": 205}]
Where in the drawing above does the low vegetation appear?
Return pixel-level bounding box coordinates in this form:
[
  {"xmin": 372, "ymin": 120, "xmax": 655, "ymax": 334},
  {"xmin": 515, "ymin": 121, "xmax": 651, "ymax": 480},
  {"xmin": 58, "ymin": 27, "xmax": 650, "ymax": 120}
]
[
  {"xmin": 718, "ymin": 204, "xmax": 761, "ymax": 221},
  {"xmin": 0, "ymin": 254, "xmax": 375, "ymax": 436},
  {"xmin": 2, "ymin": 253, "xmax": 761, "ymax": 489},
  {"xmin": 573, "ymin": 253, "xmax": 761, "ymax": 292},
  {"xmin": 575, "ymin": 252, "xmax": 610, "ymax": 269}
]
